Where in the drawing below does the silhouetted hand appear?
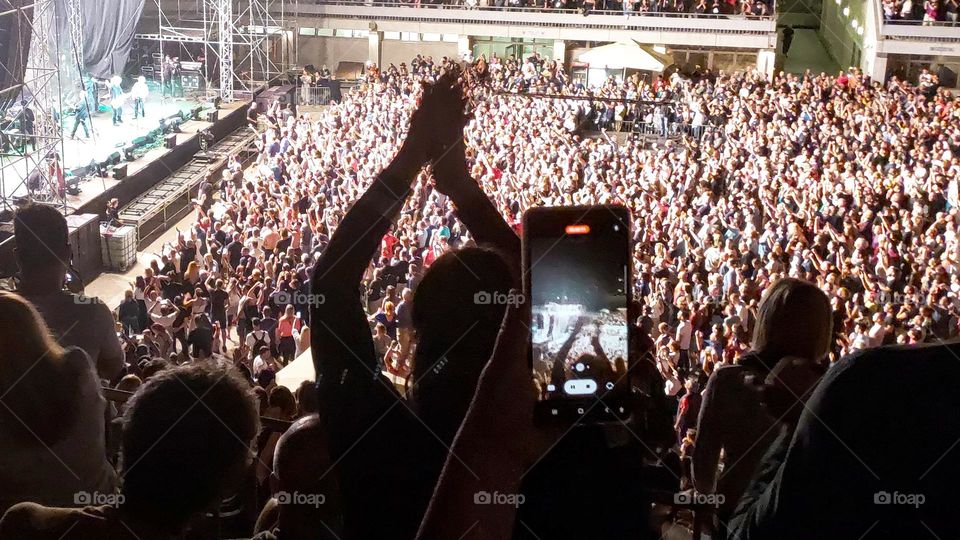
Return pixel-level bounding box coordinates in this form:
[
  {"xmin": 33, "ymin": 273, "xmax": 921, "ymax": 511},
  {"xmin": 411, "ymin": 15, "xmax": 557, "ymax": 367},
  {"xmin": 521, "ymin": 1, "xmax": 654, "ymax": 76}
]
[{"xmin": 403, "ymin": 70, "xmax": 468, "ymax": 171}]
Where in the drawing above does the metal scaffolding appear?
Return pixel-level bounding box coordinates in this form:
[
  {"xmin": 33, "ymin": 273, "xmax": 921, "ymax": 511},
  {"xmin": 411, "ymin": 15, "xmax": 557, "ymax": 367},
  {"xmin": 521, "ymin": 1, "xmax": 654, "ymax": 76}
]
[
  {"xmin": 140, "ymin": 0, "xmax": 292, "ymax": 102},
  {"xmin": 216, "ymin": 0, "xmax": 233, "ymax": 101},
  {"xmin": 66, "ymin": 0, "xmax": 83, "ymax": 68},
  {"xmin": 0, "ymin": 0, "xmax": 66, "ymax": 213}
]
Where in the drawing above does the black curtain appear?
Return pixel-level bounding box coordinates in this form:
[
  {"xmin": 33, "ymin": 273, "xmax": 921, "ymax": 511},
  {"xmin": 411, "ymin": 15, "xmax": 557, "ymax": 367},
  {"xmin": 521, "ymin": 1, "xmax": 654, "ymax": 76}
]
[
  {"xmin": 54, "ymin": 0, "xmax": 145, "ymax": 79},
  {"xmin": 0, "ymin": 0, "xmax": 33, "ymax": 115}
]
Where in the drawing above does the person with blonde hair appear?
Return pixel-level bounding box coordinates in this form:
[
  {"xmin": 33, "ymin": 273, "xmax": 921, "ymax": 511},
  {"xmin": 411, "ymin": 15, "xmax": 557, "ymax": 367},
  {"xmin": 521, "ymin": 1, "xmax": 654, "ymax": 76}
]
[
  {"xmin": 692, "ymin": 278, "xmax": 832, "ymax": 536},
  {"xmin": 0, "ymin": 292, "xmax": 116, "ymax": 514}
]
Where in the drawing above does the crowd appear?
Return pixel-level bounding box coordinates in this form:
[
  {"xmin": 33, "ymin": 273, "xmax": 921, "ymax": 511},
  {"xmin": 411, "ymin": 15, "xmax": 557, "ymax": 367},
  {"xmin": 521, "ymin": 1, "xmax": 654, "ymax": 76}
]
[
  {"xmin": 883, "ymin": 0, "xmax": 960, "ymax": 23},
  {"xmin": 371, "ymin": 0, "xmax": 775, "ymax": 16},
  {"xmin": 0, "ymin": 50, "xmax": 959, "ymax": 539}
]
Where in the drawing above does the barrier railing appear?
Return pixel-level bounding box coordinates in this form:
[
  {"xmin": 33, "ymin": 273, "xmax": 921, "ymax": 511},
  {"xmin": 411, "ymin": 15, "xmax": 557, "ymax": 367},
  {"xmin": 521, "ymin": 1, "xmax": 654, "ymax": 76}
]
[
  {"xmin": 881, "ymin": 16, "xmax": 960, "ymax": 39},
  {"xmin": 298, "ymin": 85, "xmax": 334, "ymax": 106},
  {"xmin": 303, "ymin": 0, "xmax": 777, "ymax": 19},
  {"xmin": 597, "ymin": 119, "xmax": 716, "ymax": 139}
]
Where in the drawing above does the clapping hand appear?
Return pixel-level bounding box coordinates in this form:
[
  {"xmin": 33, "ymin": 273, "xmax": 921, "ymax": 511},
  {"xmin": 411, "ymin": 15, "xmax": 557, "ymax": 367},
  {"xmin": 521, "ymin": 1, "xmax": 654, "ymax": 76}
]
[{"xmin": 402, "ymin": 70, "xmax": 469, "ymax": 170}]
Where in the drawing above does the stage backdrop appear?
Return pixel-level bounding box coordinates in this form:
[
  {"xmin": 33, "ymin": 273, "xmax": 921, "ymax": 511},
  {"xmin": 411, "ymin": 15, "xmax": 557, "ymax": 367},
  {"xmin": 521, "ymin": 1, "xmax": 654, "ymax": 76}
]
[
  {"xmin": 0, "ymin": 0, "xmax": 33, "ymax": 115},
  {"xmin": 54, "ymin": 0, "xmax": 145, "ymax": 80}
]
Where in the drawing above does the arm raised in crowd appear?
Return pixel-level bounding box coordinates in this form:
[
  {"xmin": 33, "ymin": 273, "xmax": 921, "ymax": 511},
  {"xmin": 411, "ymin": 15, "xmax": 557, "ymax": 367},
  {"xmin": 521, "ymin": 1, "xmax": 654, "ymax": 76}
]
[
  {"xmin": 430, "ymin": 80, "xmax": 521, "ymax": 277},
  {"xmin": 310, "ymin": 72, "xmax": 464, "ymax": 432}
]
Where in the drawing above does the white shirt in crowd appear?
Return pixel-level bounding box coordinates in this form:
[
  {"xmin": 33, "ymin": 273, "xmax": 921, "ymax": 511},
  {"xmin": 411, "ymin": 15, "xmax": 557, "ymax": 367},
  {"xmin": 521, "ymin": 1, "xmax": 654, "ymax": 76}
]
[{"xmin": 676, "ymin": 320, "xmax": 693, "ymax": 350}]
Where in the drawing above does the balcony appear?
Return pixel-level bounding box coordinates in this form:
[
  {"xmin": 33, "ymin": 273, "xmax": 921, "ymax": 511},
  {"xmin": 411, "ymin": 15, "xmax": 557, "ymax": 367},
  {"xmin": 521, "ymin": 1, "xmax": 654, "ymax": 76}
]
[
  {"xmin": 284, "ymin": 0, "xmax": 778, "ymax": 48},
  {"xmin": 876, "ymin": 4, "xmax": 960, "ymax": 55}
]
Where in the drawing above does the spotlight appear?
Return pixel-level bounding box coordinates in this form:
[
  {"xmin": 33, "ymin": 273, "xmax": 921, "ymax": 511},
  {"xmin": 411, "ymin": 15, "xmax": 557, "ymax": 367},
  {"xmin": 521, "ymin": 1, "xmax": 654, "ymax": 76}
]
[{"xmin": 123, "ymin": 143, "xmax": 137, "ymax": 162}]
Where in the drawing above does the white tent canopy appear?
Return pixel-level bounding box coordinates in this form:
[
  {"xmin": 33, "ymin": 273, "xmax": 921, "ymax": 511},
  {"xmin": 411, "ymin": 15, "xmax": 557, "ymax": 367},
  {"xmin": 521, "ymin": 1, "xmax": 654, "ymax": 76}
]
[{"xmin": 577, "ymin": 41, "xmax": 673, "ymax": 72}]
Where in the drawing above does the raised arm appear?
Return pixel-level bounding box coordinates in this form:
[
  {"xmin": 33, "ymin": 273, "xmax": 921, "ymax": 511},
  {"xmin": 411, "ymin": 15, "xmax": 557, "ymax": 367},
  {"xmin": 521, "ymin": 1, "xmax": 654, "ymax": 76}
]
[
  {"xmin": 310, "ymin": 73, "xmax": 461, "ymax": 435},
  {"xmin": 430, "ymin": 79, "xmax": 521, "ymax": 277}
]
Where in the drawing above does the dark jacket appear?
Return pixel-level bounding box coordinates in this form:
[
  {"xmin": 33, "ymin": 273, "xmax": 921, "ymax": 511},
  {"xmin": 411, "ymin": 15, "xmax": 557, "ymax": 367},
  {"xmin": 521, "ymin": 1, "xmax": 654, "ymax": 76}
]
[{"xmin": 729, "ymin": 342, "xmax": 960, "ymax": 539}]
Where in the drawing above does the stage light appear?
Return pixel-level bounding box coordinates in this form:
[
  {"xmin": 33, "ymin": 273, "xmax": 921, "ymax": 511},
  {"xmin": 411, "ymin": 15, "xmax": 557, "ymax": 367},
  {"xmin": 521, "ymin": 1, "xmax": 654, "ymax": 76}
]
[
  {"xmin": 161, "ymin": 112, "xmax": 184, "ymax": 133},
  {"xmin": 161, "ymin": 116, "xmax": 183, "ymax": 133},
  {"xmin": 565, "ymin": 224, "xmax": 590, "ymax": 235},
  {"xmin": 191, "ymin": 106, "xmax": 203, "ymax": 120},
  {"xmin": 206, "ymin": 110, "xmax": 218, "ymax": 123},
  {"xmin": 124, "ymin": 143, "xmax": 137, "ymax": 162}
]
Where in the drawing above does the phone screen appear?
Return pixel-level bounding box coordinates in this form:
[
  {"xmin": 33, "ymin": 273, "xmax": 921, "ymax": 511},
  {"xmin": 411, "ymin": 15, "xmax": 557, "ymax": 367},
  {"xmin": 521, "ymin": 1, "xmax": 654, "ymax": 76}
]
[{"xmin": 524, "ymin": 205, "xmax": 631, "ymax": 422}]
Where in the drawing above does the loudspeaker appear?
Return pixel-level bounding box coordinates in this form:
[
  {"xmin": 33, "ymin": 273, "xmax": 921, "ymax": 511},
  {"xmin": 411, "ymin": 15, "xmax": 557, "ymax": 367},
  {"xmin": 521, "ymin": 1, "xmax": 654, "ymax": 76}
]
[
  {"xmin": 205, "ymin": 110, "xmax": 218, "ymax": 123},
  {"xmin": 165, "ymin": 133, "xmax": 177, "ymax": 149},
  {"xmin": 112, "ymin": 164, "xmax": 128, "ymax": 180}
]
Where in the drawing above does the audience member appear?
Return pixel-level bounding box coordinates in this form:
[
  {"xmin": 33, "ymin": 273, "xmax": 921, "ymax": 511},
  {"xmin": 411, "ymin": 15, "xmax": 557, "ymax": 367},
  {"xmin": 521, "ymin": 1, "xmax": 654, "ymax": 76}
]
[{"xmin": 0, "ymin": 292, "xmax": 116, "ymax": 515}]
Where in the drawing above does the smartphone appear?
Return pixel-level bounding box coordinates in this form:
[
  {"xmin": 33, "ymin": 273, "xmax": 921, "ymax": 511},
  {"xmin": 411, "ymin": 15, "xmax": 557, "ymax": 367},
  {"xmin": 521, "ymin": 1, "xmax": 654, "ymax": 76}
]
[{"xmin": 523, "ymin": 205, "xmax": 632, "ymax": 423}]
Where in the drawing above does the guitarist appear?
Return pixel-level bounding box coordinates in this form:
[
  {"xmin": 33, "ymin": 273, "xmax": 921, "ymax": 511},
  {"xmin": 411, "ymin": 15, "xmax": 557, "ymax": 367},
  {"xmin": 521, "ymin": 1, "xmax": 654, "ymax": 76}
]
[{"xmin": 109, "ymin": 76, "xmax": 126, "ymax": 126}]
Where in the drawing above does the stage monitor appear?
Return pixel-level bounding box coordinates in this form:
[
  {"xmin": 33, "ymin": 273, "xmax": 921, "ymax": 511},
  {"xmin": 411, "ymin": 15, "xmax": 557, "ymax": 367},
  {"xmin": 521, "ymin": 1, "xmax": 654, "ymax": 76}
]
[{"xmin": 181, "ymin": 72, "xmax": 204, "ymax": 92}]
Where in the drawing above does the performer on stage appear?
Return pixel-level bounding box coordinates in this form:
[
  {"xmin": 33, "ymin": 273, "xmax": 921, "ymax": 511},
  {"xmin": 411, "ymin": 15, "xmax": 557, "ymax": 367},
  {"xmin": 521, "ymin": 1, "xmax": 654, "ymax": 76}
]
[
  {"xmin": 172, "ymin": 57, "xmax": 183, "ymax": 98},
  {"xmin": 69, "ymin": 88, "xmax": 92, "ymax": 140},
  {"xmin": 17, "ymin": 100, "xmax": 35, "ymax": 153},
  {"xmin": 162, "ymin": 55, "xmax": 173, "ymax": 97},
  {"xmin": 132, "ymin": 76, "xmax": 148, "ymax": 119},
  {"xmin": 109, "ymin": 76, "xmax": 125, "ymax": 126},
  {"xmin": 84, "ymin": 76, "xmax": 99, "ymax": 113}
]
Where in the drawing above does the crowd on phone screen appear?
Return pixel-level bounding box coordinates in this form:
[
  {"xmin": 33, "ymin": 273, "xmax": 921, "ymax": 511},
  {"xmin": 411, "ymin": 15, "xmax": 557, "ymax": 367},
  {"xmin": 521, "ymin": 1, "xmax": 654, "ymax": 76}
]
[{"xmin": 1, "ymin": 50, "xmax": 960, "ymax": 539}]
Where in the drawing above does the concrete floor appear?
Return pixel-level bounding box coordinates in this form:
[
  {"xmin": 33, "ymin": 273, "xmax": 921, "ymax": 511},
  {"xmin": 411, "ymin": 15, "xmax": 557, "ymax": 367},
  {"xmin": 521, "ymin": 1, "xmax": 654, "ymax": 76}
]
[
  {"xmin": 781, "ymin": 28, "xmax": 841, "ymax": 76},
  {"xmin": 84, "ymin": 210, "xmax": 196, "ymax": 310}
]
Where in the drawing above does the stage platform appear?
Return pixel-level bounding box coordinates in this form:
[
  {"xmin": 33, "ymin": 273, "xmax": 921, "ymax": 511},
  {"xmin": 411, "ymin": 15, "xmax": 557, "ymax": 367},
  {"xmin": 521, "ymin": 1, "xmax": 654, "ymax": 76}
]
[
  {"xmin": 0, "ymin": 97, "xmax": 249, "ymax": 282},
  {"xmin": 0, "ymin": 94, "xmax": 246, "ymax": 215}
]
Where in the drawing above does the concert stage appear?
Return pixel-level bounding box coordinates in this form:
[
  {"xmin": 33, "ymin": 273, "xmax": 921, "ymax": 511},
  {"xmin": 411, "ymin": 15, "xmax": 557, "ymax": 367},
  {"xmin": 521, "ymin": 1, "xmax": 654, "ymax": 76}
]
[
  {"xmin": 0, "ymin": 96, "xmax": 250, "ymax": 283},
  {"xmin": 73, "ymin": 99, "xmax": 247, "ymax": 217},
  {"xmin": 0, "ymin": 94, "xmax": 246, "ymax": 215}
]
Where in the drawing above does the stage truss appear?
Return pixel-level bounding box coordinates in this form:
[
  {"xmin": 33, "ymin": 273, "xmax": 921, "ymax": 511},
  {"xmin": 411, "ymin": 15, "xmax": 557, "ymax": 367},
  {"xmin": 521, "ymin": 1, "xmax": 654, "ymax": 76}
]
[
  {"xmin": 0, "ymin": 0, "xmax": 67, "ymax": 213},
  {"xmin": 140, "ymin": 0, "xmax": 294, "ymax": 102}
]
